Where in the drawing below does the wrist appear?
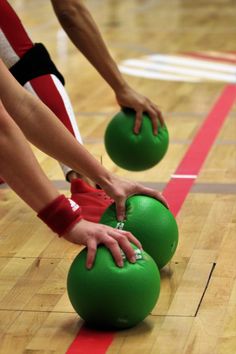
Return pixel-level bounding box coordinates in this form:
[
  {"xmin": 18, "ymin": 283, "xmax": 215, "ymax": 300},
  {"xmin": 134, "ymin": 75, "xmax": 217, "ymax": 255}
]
[
  {"xmin": 37, "ymin": 195, "xmax": 83, "ymax": 236},
  {"xmin": 95, "ymin": 171, "xmax": 114, "ymax": 191},
  {"xmin": 113, "ymin": 80, "xmax": 129, "ymax": 96}
]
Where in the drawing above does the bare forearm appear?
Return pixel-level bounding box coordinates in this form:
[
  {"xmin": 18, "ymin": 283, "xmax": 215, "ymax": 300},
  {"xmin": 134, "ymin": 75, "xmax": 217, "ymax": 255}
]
[
  {"xmin": 0, "ymin": 60, "xmax": 112, "ymax": 188},
  {"xmin": 51, "ymin": 0, "xmax": 127, "ymax": 92},
  {"xmin": 0, "ymin": 102, "xmax": 59, "ymax": 212},
  {"xmin": 13, "ymin": 95, "xmax": 111, "ymax": 186}
]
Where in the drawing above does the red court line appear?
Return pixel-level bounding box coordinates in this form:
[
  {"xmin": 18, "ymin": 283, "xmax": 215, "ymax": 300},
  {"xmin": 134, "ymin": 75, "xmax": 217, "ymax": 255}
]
[
  {"xmin": 66, "ymin": 84, "xmax": 236, "ymax": 354},
  {"xmin": 163, "ymin": 84, "xmax": 236, "ymax": 215},
  {"xmin": 183, "ymin": 52, "xmax": 236, "ymax": 65},
  {"xmin": 66, "ymin": 327, "xmax": 114, "ymax": 354}
]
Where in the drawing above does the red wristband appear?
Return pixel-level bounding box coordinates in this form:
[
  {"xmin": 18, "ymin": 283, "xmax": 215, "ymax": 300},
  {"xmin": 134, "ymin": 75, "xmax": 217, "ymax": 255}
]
[{"xmin": 37, "ymin": 195, "xmax": 83, "ymax": 236}]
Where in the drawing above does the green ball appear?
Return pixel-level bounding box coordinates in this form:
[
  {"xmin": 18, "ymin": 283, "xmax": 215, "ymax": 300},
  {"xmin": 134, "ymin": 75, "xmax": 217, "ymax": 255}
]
[
  {"xmin": 67, "ymin": 244, "xmax": 160, "ymax": 329},
  {"xmin": 100, "ymin": 195, "xmax": 178, "ymax": 269},
  {"xmin": 104, "ymin": 108, "xmax": 169, "ymax": 171}
]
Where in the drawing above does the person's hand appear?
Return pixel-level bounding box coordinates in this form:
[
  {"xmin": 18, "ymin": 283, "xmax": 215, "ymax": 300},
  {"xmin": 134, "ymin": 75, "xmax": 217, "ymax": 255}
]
[
  {"xmin": 115, "ymin": 84, "xmax": 164, "ymax": 135},
  {"xmin": 101, "ymin": 175, "xmax": 168, "ymax": 221},
  {"xmin": 64, "ymin": 219, "xmax": 142, "ymax": 269}
]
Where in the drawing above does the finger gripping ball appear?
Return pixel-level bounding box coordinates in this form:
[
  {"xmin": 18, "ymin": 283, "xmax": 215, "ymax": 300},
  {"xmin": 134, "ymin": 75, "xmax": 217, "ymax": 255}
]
[
  {"xmin": 104, "ymin": 108, "xmax": 169, "ymax": 171},
  {"xmin": 67, "ymin": 245, "xmax": 160, "ymax": 329},
  {"xmin": 100, "ymin": 195, "xmax": 178, "ymax": 269}
]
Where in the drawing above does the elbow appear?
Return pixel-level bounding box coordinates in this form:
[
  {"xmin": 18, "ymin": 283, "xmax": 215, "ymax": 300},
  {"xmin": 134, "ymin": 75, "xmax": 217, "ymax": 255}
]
[{"xmin": 54, "ymin": 1, "xmax": 85, "ymax": 28}]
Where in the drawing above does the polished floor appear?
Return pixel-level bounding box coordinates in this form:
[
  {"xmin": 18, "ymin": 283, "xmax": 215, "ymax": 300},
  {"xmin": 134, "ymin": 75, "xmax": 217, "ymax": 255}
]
[{"xmin": 0, "ymin": 1, "xmax": 236, "ymax": 353}]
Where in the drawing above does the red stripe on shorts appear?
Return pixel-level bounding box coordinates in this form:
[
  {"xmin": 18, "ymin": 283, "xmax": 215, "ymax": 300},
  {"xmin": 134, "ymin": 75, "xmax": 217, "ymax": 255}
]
[
  {"xmin": 29, "ymin": 75, "xmax": 76, "ymax": 137},
  {"xmin": 0, "ymin": 0, "xmax": 33, "ymax": 57}
]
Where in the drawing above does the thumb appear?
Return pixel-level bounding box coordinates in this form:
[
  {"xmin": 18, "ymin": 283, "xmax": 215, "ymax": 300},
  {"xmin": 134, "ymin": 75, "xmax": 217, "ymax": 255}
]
[{"xmin": 115, "ymin": 198, "xmax": 126, "ymax": 221}]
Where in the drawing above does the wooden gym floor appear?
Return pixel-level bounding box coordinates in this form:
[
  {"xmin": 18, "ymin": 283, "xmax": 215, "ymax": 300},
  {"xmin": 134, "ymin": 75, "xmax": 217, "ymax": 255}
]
[{"xmin": 0, "ymin": 0, "xmax": 236, "ymax": 353}]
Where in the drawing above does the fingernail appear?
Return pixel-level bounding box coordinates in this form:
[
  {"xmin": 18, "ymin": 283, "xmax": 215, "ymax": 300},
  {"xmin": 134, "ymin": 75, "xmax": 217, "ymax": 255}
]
[
  {"xmin": 130, "ymin": 256, "xmax": 136, "ymax": 263},
  {"xmin": 118, "ymin": 261, "xmax": 124, "ymax": 268},
  {"xmin": 87, "ymin": 263, "xmax": 92, "ymax": 270},
  {"xmin": 117, "ymin": 215, "xmax": 124, "ymax": 222}
]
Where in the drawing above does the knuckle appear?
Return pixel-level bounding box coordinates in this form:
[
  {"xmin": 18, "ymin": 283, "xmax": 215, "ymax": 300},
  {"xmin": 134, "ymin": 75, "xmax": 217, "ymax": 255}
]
[
  {"xmin": 122, "ymin": 230, "xmax": 132, "ymax": 238},
  {"xmin": 116, "ymin": 232, "xmax": 127, "ymax": 242},
  {"xmin": 107, "ymin": 238, "xmax": 118, "ymax": 247},
  {"xmin": 88, "ymin": 244, "xmax": 97, "ymax": 253},
  {"xmin": 151, "ymin": 110, "xmax": 158, "ymax": 119}
]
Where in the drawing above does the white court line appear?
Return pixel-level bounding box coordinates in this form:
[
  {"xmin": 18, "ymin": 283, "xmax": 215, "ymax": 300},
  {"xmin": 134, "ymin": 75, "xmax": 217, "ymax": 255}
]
[
  {"xmin": 119, "ymin": 65, "xmax": 200, "ymax": 82},
  {"xmin": 171, "ymin": 174, "xmax": 197, "ymax": 179},
  {"xmin": 148, "ymin": 54, "xmax": 236, "ymax": 73},
  {"xmin": 121, "ymin": 59, "xmax": 236, "ymax": 82}
]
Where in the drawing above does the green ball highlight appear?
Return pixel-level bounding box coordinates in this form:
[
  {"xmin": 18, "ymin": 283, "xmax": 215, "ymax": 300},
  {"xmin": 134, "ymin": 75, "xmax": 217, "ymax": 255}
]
[
  {"xmin": 104, "ymin": 109, "xmax": 169, "ymax": 171},
  {"xmin": 100, "ymin": 195, "xmax": 178, "ymax": 269},
  {"xmin": 67, "ymin": 244, "xmax": 160, "ymax": 329}
]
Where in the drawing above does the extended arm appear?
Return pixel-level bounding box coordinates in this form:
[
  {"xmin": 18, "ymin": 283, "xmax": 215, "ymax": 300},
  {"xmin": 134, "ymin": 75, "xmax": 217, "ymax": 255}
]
[
  {"xmin": 51, "ymin": 0, "xmax": 164, "ymax": 134},
  {"xmin": 0, "ymin": 96, "xmax": 140, "ymax": 269},
  {"xmin": 0, "ymin": 59, "xmax": 167, "ymax": 220}
]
